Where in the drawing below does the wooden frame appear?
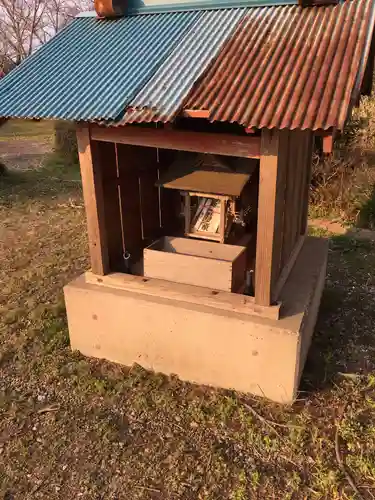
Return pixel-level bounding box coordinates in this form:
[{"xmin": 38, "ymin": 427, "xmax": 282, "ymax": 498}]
[
  {"xmin": 183, "ymin": 192, "xmax": 230, "ymax": 243},
  {"xmin": 78, "ymin": 121, "xmax": 314, "ymax": 312},
  {"xmin": 85, "ymin": 271, "xmax": 281, "ymax": 320},
  {"xmin": 183, "ymin": 109, "xmax": 210, "ymax": 119},
  {"xmin": 76, "ymin": 124, "xmax": 111, "ymax": 275},
  {"xmin": 255, "ymin": 130, "xmax": 284, "ymax": 306},
  {"xmin": 90, "ymin": 124, "xmax": 261, "ymax": 158}
]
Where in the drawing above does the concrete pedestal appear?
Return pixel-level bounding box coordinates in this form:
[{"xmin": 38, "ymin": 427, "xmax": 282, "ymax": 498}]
[{"xmin": 64, "ymin": 237, "xmax": 328, "ymax": 403}]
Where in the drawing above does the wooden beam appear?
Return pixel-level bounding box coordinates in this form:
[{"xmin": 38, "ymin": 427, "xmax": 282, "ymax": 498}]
[
  {"xmin": 322, "ymin": 134, "xmax": 334, "ymax": 154},
  {"xmin": 181, "ymin": 191, "xmax": 231, "ymax": 201},
  {"xmin": 315, "ymin": 128, "xmax": 335, "ymax": 154},
  {"xmin": 183, "ymin": 109, "xmax": 210, "ymax": 119},
  {"xmin": 76, "ymin": 123, "xmax": 110, "ymax": 275},
  {"xmin": 299, "ymin": 132, "xmax": 314, "ymax": 235},
  {"xmin": 90, "ymin": 124, "xmax": 261, "ymax": 159},
  {"xmin": 85, "ymin": 271, "xmax": 281, "ymax": 320},
  {"xmin": 184, "ymin": 193, "xmax": 191, "ymax": 235},
  {"xmin": 219, "ymin": 199, "xmax": 226, "ymax": 243},
  {"xmin": 255, "ymin": 130, "xmax": 285, "ymax": 306}
]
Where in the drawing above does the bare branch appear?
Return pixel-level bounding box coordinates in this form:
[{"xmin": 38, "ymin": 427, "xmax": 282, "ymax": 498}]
[{"xmin": 0, "ymin": 0, "xmax": 93, "ymax": 67}]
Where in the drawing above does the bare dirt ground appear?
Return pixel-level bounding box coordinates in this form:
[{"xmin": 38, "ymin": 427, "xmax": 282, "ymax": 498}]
[
  {"xmin": 0, "ymin": 120, "xmax": 53, "ymax": 170},
  {"xmin": 0, "ymin": 139, "xmax": 51, "ymax": 164},
  {"xmin": 1, "ymin": 121, "xmax": 375, "ymax": 500}
]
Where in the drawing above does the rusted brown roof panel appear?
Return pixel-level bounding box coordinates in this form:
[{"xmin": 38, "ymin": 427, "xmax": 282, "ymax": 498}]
[{"xmin": 185, "ymin": 0, "xmax": 375, "ymax": 130}]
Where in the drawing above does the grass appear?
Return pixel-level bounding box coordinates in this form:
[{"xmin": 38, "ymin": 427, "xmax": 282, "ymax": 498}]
[
  {"xmin": 1, "ymin": 123, "xmax": 375, "ymax": 499},
  {"xmin": 309, "ymin": 94, "xmax": 375, "ymax": 228},
  {"xmin": 0, "ymin": 119, "xmax": 54, "ymax": 141},
  {"xmin": 0, "ymin": 119, "xmax": 79, "ymax": 175}
]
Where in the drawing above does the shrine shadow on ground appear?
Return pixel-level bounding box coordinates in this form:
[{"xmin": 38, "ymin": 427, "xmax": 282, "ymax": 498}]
[{"xmin": 300, "ymin": 234, "xmax": 375, "ymax": 393}]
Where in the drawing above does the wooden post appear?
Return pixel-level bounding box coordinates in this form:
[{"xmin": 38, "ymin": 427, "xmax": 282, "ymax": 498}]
[
  {"xmin": 255, "ymin": 130, "xmax": 285, "ymax": 306},
  {"xmin": 219, "ymin": 199, "xmax": 226, "ymax": 243},
  {"xmin": 322, "ymin": 132, "xmax": 335, "ymax": 154},
  {"xmin": 184, "ymin": 194, "xmax": 191, "ymax": 235},
  {"xmin": 300, "ymin": 133, "xmax": 313, "ymax": 235},
  {"xmin": 76, "ymin": 123, "xmax": 110, "ymax": 275}
]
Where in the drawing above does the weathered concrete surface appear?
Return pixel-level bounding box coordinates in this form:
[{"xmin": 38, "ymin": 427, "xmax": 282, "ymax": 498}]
[{"xmin": 64, "ymin": 237, "xmax": 328, "ymax": 403}]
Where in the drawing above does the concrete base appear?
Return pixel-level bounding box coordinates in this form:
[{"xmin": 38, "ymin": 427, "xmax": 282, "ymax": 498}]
[{"xmin": 64, "ymin": 237, "xmax": 328, "ymax": 403}]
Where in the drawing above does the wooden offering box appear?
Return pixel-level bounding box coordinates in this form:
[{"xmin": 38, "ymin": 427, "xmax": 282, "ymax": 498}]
[{"xmin": 144, "ymin": 236, "xmax": 246, "ymax": 292}]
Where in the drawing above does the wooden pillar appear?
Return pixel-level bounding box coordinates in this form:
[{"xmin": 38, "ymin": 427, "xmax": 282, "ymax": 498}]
[
  {"xmin": 76, "ymin": 123, "xmax": 110, "ymax": 275},
  {"xmin": 255, "ymin": 130, "xmax": 286, "ymax": 306},
  {"xmin": 299, "ymin": 132, "xmax": 313, "ymax": 235}
]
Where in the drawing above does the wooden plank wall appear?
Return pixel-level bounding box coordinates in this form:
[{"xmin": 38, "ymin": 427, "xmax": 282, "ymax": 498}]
[
  {"xmin": 269, "ymin": 130, "xmax": 289, "ymax": 288},
  {"xmin": 299, "ymin": 133, "xmax": 314, "ymax": 235},
  {"xmin": 255, "ymin": 129, "xmax": 313, "ymax": 305},
  {"xmin": 158, "ymin": 149, "xmax": 182, "ymax": 235},
  {"xmin": 80, "ymin": 137, "xmax": 180, "ymax": 274},
  {"xmin": 280, "ymin": 130, "xmax": 313, "ymax": 271},
  {"xmin": 96, "ymin": 141, "xmax": 124, "ymax": 271},
  {"xmin": 115, "ymin": 144, "xmax": 181, "ymax": 265},
  {"xmin": 269, "ymin": 130, "xmax": 313, "ymax": 301}
]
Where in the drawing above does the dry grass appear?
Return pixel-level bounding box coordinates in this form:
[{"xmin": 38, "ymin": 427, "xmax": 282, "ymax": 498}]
[
  {"xmin": 1, "ymin": 122, "xmax": 375, "ymax": 499},
  {"xmin": 0, "ymin": 120, "xmax": 54, "ymax": 172},
  {"xmin": 0, "ymin": 119, "xmax": 54, "ymax": 141},
  {"xmin": 310, "ymin": 95, "xmax": 375, "ymax": 228}
]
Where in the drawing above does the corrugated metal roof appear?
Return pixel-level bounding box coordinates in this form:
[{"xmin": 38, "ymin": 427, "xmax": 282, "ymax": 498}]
[
  {"xmin": 125, "ymin": 0, "xmax": 296, "ymax": 15},
  {"xmin": 118, "ymin": 8, "xmax": 247, "ymax": 124},
  {"xmin": 0, "ymin": 0, "xmax": 374, "ymax": 130},
  {"xmin": 185, "ymin": 0, "xmax": 375, "ymax": 130},
  {"xmin": 78, "ymin": 0, "xmax": 296, "ymax": 17},
  {"xmin": 0, "ymin": 12, "xmax": 200, "ymax": 121}
]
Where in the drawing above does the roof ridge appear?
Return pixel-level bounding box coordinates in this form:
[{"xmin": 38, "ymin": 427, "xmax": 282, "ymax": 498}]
[{"xmin": 76, "ymin": 0, "xmax": 297, "ymax": 18}]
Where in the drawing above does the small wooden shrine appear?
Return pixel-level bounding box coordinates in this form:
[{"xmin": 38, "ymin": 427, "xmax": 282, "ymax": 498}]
[
  {"xmin": 63, "ymin": 123, "xmax": 327, "ymax": 403},
  {"xmin": 0, "ymin": 0, "xmax": 373, "ymax": 402}
]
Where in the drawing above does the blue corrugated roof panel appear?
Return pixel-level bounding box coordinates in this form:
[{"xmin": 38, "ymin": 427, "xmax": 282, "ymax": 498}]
[
  {"xmin": 0, "ymin": 12, "xmax": 200, "ymax": 121},
  {"xmin": 118, "ymin": 8, "xmax": 247, "ymax": 124}
]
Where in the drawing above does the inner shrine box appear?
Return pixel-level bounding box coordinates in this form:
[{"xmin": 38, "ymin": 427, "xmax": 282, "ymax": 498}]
[
  {"xmin": 143, "ymin": 153, "xmax": 255, "ymax": 291},
  {"xmin": 156, "ymin": 152, "xmax": 258, "ymax": 245}
]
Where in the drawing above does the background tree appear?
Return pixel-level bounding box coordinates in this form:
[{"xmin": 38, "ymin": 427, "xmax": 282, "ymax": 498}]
[
  {"xmin": 0, "ymin": 0, "xmax": 92, "ymax": 69},
  {"xmin": 0, "ymin": 0, "xmax": 93, "ymax": 169}
]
